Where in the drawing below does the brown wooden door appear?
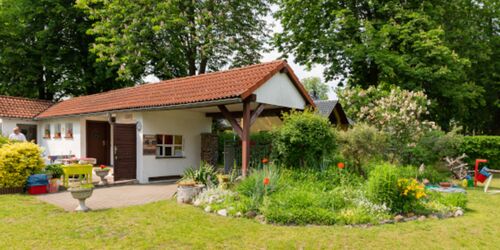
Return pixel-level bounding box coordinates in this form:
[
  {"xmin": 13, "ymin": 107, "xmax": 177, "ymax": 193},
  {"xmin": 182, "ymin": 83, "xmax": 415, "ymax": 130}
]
[
  {"xmin": 113, "ymin": 124, "xmax": 137, "ymax": 180},
  {"xmin": 86, "ymin": 121, "xmax": 110, "ymax": 165}
]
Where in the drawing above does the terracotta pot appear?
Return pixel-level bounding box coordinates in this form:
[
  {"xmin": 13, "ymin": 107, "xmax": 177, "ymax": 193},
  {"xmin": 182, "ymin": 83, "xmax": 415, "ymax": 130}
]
[{"xmin": 439, "ymin": 182, "xmax": 451, "ymax": 188}]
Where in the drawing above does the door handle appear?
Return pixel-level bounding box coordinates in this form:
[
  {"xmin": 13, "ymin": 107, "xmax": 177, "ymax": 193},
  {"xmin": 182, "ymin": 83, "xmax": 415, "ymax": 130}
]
[
  {"xmin": 114, "ymin": 146, "xmax": 118, "ymax": 160},
  {"xmin": 102, "ymin": 140, "xmax": 106, "ymax": 147}
]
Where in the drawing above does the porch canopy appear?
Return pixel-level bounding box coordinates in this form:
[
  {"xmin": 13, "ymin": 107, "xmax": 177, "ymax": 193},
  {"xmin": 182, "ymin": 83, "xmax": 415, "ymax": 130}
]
[{"xmin": 37, "ymin": 60, "xmax": 315, "ymax": 176}]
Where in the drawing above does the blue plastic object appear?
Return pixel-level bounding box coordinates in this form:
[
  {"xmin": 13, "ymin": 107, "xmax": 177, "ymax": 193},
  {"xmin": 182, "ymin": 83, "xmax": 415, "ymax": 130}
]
[
  {"xmin": 27, "ymin": 174, "xmax": 48, "ymax": 187},
  {"xmin": 480, "ymin": 166, "xmax": 491, "ymax": 178}
]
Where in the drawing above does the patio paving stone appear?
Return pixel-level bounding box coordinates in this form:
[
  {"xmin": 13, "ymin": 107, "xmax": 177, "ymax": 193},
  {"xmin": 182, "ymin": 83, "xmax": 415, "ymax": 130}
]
[{"xmin": 36, "ymin": 183, "xmax": 177, "ymax": 211}]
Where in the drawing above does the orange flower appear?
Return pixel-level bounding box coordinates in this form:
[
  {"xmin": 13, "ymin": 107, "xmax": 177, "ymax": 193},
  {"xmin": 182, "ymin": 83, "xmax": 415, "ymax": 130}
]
[
  {"xmin": 262, "ymin": 158, "xmax": 269, "ymax": 164},
  {"xmin": 337, "ymin": 162, "xmax": 345, "ymax": 169},
  {"xmin": 263, "ymin": 177, "xmax": 270, "ymax": 186}
]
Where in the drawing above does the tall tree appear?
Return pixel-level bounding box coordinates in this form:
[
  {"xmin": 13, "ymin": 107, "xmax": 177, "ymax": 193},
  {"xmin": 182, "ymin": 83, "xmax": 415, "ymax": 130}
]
[
  {"xmin": 76, "ymin": 0, "xmax": 271, "ymax": 82},
  {"xmin": 0, "ymin": 0, "xmax": 127, "ymax": 100},
  {"xmin": 274, "ymin": 0, "xmax": 499, "ymax": 133},
  {"xmin": 302, "ymin": 77, "xmax": 329, "ymax": 100}
]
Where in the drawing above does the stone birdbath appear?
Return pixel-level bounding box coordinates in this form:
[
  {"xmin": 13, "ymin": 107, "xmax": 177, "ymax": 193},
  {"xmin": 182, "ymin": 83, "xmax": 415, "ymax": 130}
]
[
  {"xmin": 69, "ymin": 184, "xmax": 94, "ymax": 212},
  {"xmin": 94, "ymin": 165, "xmax": 111, "ymax": 186}
]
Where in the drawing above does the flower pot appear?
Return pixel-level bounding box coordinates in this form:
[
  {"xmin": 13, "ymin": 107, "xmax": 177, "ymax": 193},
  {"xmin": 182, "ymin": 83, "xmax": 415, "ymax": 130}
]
[
  {"xmin": 69, "ymin": 188, "xmax": 93, "ymax": 212},
  {"xmin": 48, "ymin": 178, "xmax": 59, "ymax": 193},
  {"xmin": 95, "ymin": 169, "xmax": 110, "ymax": 186},
  {"xmin": 177, "ymin": 185, "xmax": 197, "ymax": 204}
]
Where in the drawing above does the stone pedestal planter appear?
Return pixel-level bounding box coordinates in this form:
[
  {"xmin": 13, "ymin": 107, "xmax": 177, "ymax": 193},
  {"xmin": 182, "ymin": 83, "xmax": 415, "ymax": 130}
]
[
  {"xmin": 95, "ymin": 169, "xmax": 110, "ymax": 186},
  {"xmin": 69, "ymin": 188, "xmax": 94, "ymax": 212},
  {"xmin": 177, "ymin": 185, "xmax": 197, "ymax": 204}
]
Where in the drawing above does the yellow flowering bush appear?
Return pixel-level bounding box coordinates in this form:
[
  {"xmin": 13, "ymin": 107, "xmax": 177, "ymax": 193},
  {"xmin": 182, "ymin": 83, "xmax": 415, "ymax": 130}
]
[
  {"xmin": 398, "ymin": 178, "xmax": 426, "ymax": 199},
  {"xmin": 397, "ymin": 178, "xmax": 426, "ymax": 212},
  {"xmin": 0, "ymin": 142, "xmax": 45, "ymax": 188}
]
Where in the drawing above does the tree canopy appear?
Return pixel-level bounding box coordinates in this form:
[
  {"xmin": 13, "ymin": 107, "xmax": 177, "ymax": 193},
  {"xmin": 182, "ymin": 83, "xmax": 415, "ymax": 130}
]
[
  {"xmin": 274, "ymin": 0, "xmax": 499, "ymax": 133},
  {"xmin": 0, "ymin": 0, "xmax": 127, "ymax": 100},
  {"xmin": 76, "ymin": 0, "xmax": 271, "ymax": 82},
  {"xmin": 301, "ymin": 77, "xmax": 329, "ymax": 100}
]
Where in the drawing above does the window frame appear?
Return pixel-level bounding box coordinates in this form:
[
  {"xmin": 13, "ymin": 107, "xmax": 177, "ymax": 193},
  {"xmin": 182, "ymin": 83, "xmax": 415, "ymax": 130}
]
[
  {"xmin": 43, "ymin": 124, "xmax": 51, "ymax": 139},
  {"xmin": 65, "ymin": 123, "xmax": 73, "ymax": 139},
  {"xmin": 53, "ymin": 123, "xmax": 62, "ymax": 139},
  {"xmin": 155, "ymin": 134, "xmax": 184, "ymax": 158}
]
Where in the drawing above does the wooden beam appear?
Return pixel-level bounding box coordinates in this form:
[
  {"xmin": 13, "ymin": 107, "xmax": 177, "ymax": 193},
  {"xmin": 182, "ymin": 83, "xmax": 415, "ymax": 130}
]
[
  {"xmin": 250, "ymin": 103, "xmax": 265, "ymax": 126},
  {"xmin": 206, "ymin": 107, "xmax": 291, "ymax": 119},
  {"xmin": 241, "ymin": 100, "xmax": 251, "ymax": 177},
  {"xmin": 217, "ymin": 105, "xmax": 243, "ymax": 138}
]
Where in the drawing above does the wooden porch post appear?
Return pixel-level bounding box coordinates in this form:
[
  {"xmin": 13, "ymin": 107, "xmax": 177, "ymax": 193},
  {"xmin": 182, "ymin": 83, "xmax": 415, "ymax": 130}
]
[
  {"xmin": 241, "ymin": 99, "xmax": 251, "ymax": 177},
  {"xmin": 217, "ymin": 99, "xmax": 264, "ymax": 177}
]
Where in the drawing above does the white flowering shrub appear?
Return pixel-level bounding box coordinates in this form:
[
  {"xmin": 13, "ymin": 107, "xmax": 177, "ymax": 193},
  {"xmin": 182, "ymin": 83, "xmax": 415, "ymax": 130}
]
[
  {"xmin": 338, "ymin": 84, "xmax": 438, "ymax": 155},
  {"xmin": 193, "ymin": 187, "xmax": 236, "ymax": 208}
]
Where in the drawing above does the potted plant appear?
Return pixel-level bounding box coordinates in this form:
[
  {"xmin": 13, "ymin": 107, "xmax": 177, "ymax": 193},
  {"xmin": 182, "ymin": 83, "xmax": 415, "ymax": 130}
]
[
  {"xmin": 45, "ymin": 164, "xmax": 63, "ymax": 193},
  {"xmin": 68, "ymin": 179, "xmax": 94, "ymax": 212},
  {"xmin": 44, "ymin": 129, "xmax": 50, "ymax": 138},
  {"xmin": 94, "ymin": 164, "xmax": 111, "ymax": 186},
  {"xmin": 176, "ymin": 179, "xmax": 197, "ymax": 204}
]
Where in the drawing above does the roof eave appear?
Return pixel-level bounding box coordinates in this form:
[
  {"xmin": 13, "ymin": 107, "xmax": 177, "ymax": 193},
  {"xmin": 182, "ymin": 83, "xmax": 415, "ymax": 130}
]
[{"xmin": 34, "ymin": 97, "xmax": 243, "ymax": 120}]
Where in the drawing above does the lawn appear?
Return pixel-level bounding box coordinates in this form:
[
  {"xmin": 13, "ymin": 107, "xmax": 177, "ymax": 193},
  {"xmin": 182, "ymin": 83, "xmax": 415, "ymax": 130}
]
[{"xmin": 1, "ymin": 179, "xmax": 499, "ymax": 249}]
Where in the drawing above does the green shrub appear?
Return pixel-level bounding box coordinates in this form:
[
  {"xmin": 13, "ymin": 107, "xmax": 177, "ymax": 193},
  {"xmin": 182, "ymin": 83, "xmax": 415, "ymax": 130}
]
[
  {"xmin": 0, "ymin": 136, "xmax": 9, "ymax": 148},
  {"xmin": 281, "ymin": 166, "xmax": 363, "ymax": 191},
  {"xmin": 0, "ymin": 142, "xmax": 45, "ymax": 188},
  {"xmin": 181, "ymin": 162, "xmax": 218, "ymax": 186},
  {"xmin": 398, "ymin": 165, "xmax": 449, "ymax": 183},
  {"xmin": 262, "ymin": 187, "xmax": 345, "ymax": 225},
  {"xmin": 236, "ymin": 165, "xmax": 280, "ymax": 210},
  {"xmin": 336, "ymin": 207, "xmax": 378, "ymax": 225},
  {"xmin": 402, "ymin": 129, "xmax": 463, "ymax": 166},
  {"xmin": 272, "ymin": 110, "xmax": 336, "ymax": 169},
  {"xmin": 461, "ymin": 136, "xmax": 500, "ymax": 169},
  {"xmin": 366, "ymin": 163, "xmax": 400, "ymax": 212},
  {"xmin": 337, "ymin": 123, "xmax": 389, "ymax": 175},
  {"xmin": 428, "ymin": 192, "xmax": 468, "ymax": 209}
]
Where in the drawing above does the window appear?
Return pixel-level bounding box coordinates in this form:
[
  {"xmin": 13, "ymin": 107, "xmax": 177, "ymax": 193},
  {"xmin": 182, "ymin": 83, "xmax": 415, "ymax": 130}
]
[
  {"xmin": 156, "ymin": 134, "xmax": 184, "ymax": 157},
  {"xmin": 54, "ymin": 124, "xmax": 61, "ymax": 138},
  {"xmin": 43, "ymin": 124, "xmax": 51, "ymax": 139},
  {"xmin": 65, "ymin": 123, "xmax": 73, "ymax": 138}
]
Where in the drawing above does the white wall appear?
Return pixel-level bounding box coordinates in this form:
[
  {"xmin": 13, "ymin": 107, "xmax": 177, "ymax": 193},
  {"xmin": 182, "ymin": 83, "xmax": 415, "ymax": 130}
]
[
  {"xmin": 254, "ymin": 72, "xmax": 307, "ymax": 109},
  {"xmin": 139, "ymin": 110, "xmax": 212, "ymax": 183},
  {"xmin": 37, "ymin": 118, "xmax": 83, "ymax": 159},
  {"xmin": 0, "ymin": 117, "xmax": 37, "ymax": 137}
]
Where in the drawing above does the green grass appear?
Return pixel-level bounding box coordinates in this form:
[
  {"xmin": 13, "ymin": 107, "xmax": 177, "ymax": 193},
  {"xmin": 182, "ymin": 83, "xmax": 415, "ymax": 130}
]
[{"xmin": 1, "ymin": 179, "xmax": 499, "ymax": 249}]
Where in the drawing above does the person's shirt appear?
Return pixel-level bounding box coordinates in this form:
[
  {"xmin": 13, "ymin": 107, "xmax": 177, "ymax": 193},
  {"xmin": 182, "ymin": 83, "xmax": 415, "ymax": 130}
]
[{"xmin": 9, "ymin": 133, "xmax": 27, "ymax": 142}]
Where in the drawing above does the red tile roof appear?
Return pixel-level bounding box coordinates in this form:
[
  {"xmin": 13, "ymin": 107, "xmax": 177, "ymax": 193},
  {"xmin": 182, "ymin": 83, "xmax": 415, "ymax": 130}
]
[
  {"xmin": 37, "ymin": 60, "xmax": 314, "ymax": 118},
  {"xmin": 0, "ymin": 96, "xmax": 53, "ymax": 119}
]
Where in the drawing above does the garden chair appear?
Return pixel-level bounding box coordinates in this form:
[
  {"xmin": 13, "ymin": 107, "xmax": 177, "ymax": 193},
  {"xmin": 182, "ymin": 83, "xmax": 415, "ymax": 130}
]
[{"xmin": 483, "ymin": 169, "xmax": 500, "ymax": 194}]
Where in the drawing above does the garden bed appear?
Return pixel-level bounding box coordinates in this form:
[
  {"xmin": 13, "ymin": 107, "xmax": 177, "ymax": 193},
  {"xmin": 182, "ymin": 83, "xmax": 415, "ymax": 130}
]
[{"xmin": 189, "ymin": 164, "xmax": 467, "ymax": 227}]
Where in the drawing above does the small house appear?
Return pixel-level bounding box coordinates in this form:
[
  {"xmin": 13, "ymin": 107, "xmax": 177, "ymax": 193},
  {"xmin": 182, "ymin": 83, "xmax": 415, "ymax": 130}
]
[{"xmin": 0, "ymin": 60, "xmax": 314, "ymax": 183}]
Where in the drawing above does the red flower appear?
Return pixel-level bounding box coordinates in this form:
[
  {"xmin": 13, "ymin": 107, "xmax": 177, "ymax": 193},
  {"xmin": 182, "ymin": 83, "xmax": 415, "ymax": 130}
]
[
  {"xmin": 337, "ymin": 162, "xmax": 345, "ymax": 169},
  {"xmin": 100, "ymin": 164, "xmax": 106, "ymax": 169},
  {"xmin": 262, "ymin": 158, "xmax": 269, "ymax": 164},
  {"xmin": 263, "ymin": 177, "xmax": 270, "ymax": 186}
]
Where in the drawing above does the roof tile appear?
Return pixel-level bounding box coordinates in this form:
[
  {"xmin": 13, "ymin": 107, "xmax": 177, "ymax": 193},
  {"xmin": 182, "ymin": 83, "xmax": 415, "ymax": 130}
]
[
  {"xmin": 38, "ymin": 60, "xmax": 312, "ymax": 118},
  {"xmin": 0, "ymin": 96, "xmax": 53, "ymax": 119}
]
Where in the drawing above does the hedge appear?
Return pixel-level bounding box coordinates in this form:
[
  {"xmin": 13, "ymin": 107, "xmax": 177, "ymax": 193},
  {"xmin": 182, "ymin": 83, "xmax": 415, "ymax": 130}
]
[{"xmin": 461, "ymin": 136, "xmax": 500, "ymax": 170}]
